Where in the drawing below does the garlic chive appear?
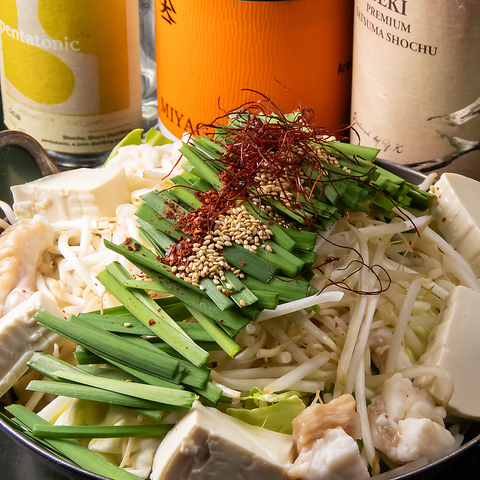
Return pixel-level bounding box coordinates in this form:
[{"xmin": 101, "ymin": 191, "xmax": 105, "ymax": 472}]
[
  {"xmin": 26, "ymin": 381, "xmax": 168, "ymax": 411},
  {"xmin": 32, "ymin": 424, "xmax": 173, "ymax": 439},
  {"xmin": 186, "ymin": 306, "xmax": 241, "ymax": 358},
  {"xmin": 35, "ymin": 311, "xmax": 182, "ymax": 381},
  {"xmin": 54, "ymin": 370, "xmax": 195, "ymax": 408},
  {"xmin": 6, "ymin": 405, "xmax": 139, "ymax": 480},
  {"xmin": 97, "ymin": 268, "xmax": 208, "ymax": 368}
]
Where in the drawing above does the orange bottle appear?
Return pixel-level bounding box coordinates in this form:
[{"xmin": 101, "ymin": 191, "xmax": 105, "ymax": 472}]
[{"xmin": 154, "ymin": 0, "xmax": 354, "ymax": 139}]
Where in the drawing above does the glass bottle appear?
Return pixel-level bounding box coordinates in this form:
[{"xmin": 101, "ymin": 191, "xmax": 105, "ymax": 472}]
[
  {"xmin": 154, "ymin": 0, "xmax": 354, "ymax": 140},
  {"xmin": 0, "ymin": 0, "xmax": 143, "ymax": 168},
  {"xmin": 350, "ymin": 0, "xmax": 480, "ymax": 167},
  {"xmin": 139, "ymin": 0, "xmax": 158, "ymax": 130}
]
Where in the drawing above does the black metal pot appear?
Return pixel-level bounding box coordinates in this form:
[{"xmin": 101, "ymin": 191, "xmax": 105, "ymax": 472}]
[{"xmin": 0, "ymin": 132, "xmax": 479, "ymax": 480}]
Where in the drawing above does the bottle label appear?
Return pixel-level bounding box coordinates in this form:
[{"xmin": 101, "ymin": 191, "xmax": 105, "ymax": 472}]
[
  {"xmin": 154, "ymin": 0, "xmax": 354, "ymax": 139},
  {"xmin": 0, "ymin": 0, "xmax": 142, "ymax": 154},
  {"xmin": 350, "ymin": 0, "xmax": 480, "ymax": 165}
]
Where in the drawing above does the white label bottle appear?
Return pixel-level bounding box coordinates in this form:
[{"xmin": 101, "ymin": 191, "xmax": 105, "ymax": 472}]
[
  {"xmin": 0, "ymin": 0, "xmax": 143, "ymax": 167},
  {"xmin": 350, "ymin": 0, "xmax": 480, "ymax": 166}
]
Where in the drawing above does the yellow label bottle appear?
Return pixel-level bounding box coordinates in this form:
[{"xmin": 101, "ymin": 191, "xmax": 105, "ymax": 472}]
[
  {"xmin": 155, "ymin": 0, "xmax": 354, "ymax": 139},
  {"xmin": 0, "ymin": 0, "xmax": 142, "ymax": 166}
]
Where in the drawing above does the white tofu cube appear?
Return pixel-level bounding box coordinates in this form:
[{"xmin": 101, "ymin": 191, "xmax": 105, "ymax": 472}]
[
  {"xmin": 432, "ymin": 173, "xmax": 480, "ymax": 275},
  {"xmin": 11, "ymin": 167, "xmax": 130, "ymax": 222},
  {"xmin": 151, "ymin": 402, "xmax": 293, "ymax": 480},
  {"xmin": 418, "ymin": 285, "xmax": 480, "ymax": 419}
]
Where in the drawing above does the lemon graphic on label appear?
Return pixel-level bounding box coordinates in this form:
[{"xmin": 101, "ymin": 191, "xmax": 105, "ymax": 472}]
[
  {"xmin": 1, "ymin": 0, "xmax": 130, "ymax": 115},
  {"xmin": 37, "ymin": 0, "xmax": 130, "ymax": 114},
  {"xmin": 1, "ymin": 0, "xmax": 75, "ymax": 105},
  {"xmin": 3, "ymin": 39, "xmax": 75, "ymax": 105},
  {"xmin": 0, "ymin": 0, "xmax": 141, "ymax": 155}
]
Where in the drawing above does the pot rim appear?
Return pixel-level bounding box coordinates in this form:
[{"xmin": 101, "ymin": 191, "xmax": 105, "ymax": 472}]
[{"xmin": 1, "ymin": 414, "xmax": 480, "ymax": 480}]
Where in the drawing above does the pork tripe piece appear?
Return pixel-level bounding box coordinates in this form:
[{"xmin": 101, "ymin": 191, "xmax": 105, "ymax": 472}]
[
  {"xmin": 288, "ymin": 427, "xmax": 369, "ymax": 480},
  {"xmin": 288, "ymin": 395, "xmax": 367, "ymax": 480},
  {"xmin": 11, "ymin": 167, "xmax": 130, "ymax": 223},
  {"xmin": 291, "ymin": 394, "xmax": 360, "ymax": 453},
  {"xmin": 0, "ymin": 291, "xmax": 64, "ymax": 398},
  {"xmin": 369, "ymin": 326, "xmax": 413, "ymax": 374},
  {"xmin": 151, "ymin": 401, "xmax": 293, "ymax": 480},
  {"xmin": 368, "ymin": 373, "xmax": 455, "ymax": 464},
  {"xmin": 0, "ymin": 216, "xmax": 54, "ymax": 317},
  {"xmin": 417, "ymin": 285, "xmax": 480, "ymax": 419}
]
